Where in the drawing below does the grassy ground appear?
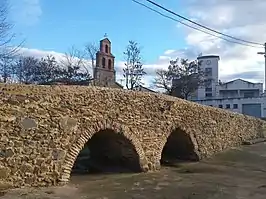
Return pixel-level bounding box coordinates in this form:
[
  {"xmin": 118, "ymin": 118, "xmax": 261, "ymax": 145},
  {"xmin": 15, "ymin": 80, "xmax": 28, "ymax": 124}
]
[{"xmin": 2, "ymin": 142, "xmax": 266, "ymax": 199}]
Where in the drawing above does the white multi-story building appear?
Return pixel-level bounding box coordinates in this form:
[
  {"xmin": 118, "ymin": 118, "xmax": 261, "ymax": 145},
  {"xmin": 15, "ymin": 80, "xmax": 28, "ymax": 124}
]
[
  {"xmin": 190, "ymin": 55, "xmax": 265, "ymax": 118},
  {"xmin": 218, "ymin": 79, "xmax": 263, "ymax": 98},
  {"xmin": 194, "ymin": 97, "xmax": 266, "ymax": 118},
  {"xmin": 196, "ymin": 55, "xmax": 220, "ymax": 99}
]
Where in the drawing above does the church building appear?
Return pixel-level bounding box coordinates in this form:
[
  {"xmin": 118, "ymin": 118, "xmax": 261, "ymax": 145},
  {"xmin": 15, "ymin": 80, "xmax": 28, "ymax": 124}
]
[{"xmin": 93, "ymin": 37, "xmax": 123, "ymax": 89}]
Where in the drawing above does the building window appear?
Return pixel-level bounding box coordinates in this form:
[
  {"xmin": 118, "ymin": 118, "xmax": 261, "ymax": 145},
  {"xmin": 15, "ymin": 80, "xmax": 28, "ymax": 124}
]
[
  {"xmin": 233, "ymin": 104, "xmax": 238, "ymax": 109},
  {"xmin": 204, "ymin": 79, "xmax": 212, "ymax": 87},
  {"xmin": 102, "ymin": 57, "xmax": 106, "ymax": 68},
  {"xmin": 243, "ymin": 92, "xmax": 254, "ymax": 98},
  {"xmin": 226, "ymin": 104, "xmax": 230, "ymax": 109},
  {"xmin": 218, "ymin": 104, "xmax": 223, "ymax": 108},
  {"xmin": 205, "ymin": 88, "xmax": 212, "ymax": 92},
  {"xmin": 105, "ymin": 45, "xmax": 108, "ymax": 53},
  {"xmin": 205, "ymin": 93, "xmax": 212, "ymax": 97},
  {"xmin": 108, "ymin": 59, "xmax": 112, "ymax": 69},
  {"xmin": 205, "ymin": 68, "xmax": 212, "ymax": 76}
]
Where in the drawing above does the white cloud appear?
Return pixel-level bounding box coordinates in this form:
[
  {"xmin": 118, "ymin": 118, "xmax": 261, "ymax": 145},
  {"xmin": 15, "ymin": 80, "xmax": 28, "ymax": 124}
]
[
  {"xmin": 18, "ymin": 0, "xmax": 266, "ymax": 88},
  {"xmin": 177, "ymin": 0, "xmax": 266, "ymax": 84},
  {"xmin": 10, "ymin": 0, "xmax": 42, "ymax": 26},
  {"xmin": 130, "ymin": 0, "xmax": 266, "ymax": 87},
  {"xmin": 18, "ymin": 47, "xmax": 65, "ymax": 60},
  {"xmin": 164, "ymin": 50, "xmax": 176, "ymax": 55}
]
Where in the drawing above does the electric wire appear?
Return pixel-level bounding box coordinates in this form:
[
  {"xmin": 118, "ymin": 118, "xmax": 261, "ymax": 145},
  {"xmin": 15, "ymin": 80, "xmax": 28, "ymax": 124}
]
[
  {"xmin": 144, "ymin": 0, "xmax": 264, "ymax": 47},
  {"xmin": 132, "ymin": 0, "xmax": 264, "ymax": 49}
]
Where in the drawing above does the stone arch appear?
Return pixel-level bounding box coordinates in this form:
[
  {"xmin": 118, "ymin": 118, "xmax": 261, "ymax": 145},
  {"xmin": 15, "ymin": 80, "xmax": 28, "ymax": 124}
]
[
  {"xmin": 159, "ymin": 126, "xmax": 200, "ymax": 166},
  {"xmin": 58, "ymin": 120, "xmax": 147, "ymax": 184}
]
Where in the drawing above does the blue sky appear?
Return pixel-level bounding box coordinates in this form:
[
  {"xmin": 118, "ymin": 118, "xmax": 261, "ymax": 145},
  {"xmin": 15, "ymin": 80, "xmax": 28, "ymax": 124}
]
[
  {"xmin": 10, "ymin": 0, "xmax": 188, "ymax": 64},
  {"xmin": 8, "ymin": 0, "xmax": 266, "ymax": 87}
]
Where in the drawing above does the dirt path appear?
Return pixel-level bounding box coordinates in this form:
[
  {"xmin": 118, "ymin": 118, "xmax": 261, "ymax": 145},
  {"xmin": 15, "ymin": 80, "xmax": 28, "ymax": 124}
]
[{"xmin": 2, "ymin": 142, "xmax": 266, "ymax": 199}]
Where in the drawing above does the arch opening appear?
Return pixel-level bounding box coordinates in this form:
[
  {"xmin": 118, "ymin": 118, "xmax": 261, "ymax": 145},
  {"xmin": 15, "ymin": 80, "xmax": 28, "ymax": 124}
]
[
  {"xmin": 108, "ymin": 59, "xmax": 112, "ymax": 69},
  {"xmin": 102, "ymin": 57, "xmax": 106, "ymax": 68},
  {"xmin": 160, "ymin": 128, "xmax": 199, "ymax": 166},
  {"xmin": 71, "ymin": 129, "xmax": 142, "ymax": 175}
]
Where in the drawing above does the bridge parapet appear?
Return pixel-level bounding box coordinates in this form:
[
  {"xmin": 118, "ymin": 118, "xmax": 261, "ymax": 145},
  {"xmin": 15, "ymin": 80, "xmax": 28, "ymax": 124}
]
[{"xmin": 0, "ymin": 84, "xmax": 265, "ymax": 188}]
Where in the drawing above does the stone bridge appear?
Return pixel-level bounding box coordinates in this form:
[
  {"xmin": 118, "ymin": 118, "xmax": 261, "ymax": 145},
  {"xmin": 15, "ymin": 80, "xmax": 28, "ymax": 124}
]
[{"xmin": 0, "ymin": 84, "xmax": 265, "ymax": 188}]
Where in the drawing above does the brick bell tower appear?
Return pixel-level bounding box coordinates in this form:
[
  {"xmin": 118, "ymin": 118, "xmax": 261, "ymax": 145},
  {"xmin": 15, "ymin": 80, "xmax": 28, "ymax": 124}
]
[{"xmin": 94, "ymin": 36, "xmax": 116, "ymax": 87}]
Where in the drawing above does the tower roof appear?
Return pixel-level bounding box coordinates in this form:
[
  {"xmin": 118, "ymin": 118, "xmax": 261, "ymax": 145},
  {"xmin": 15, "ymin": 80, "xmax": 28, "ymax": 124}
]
[{"xmin": 100, "ymin": 38, "xmax": 111, "ymax": 44}]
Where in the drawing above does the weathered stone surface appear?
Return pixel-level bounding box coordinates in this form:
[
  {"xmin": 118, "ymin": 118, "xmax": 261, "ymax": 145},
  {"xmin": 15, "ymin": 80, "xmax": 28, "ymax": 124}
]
[
  {"xmin": 0, "ymin": 180, "xmax": 13, "ymax": 191},
  {"xmin": 0, "ymin": 84, "xmax": 265, "ymax": 188},
  {"xmin": 21, "ymin": 117, "xmax": 37, "ymax": 129},
  {"xmin": 0, "ymin": 166, "xmax": 10, "ymax": 179},
  {"xmin": 52, "ymin": 149, "xmax": 66, "ymax": 160}
]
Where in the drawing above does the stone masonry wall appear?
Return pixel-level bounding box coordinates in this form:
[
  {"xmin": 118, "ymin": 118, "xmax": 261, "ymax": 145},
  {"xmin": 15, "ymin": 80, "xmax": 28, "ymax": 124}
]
[{"xmin": 0, "ymin": 84, "xmax": 265, "ymax": 188}]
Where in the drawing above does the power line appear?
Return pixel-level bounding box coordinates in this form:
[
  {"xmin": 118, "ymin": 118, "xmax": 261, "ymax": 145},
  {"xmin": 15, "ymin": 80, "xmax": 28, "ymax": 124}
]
[
  {"xmin": 132, "ymin": 0, "xmax": 262, "ymax": 48},
  {"xmin": 132, "ymin": 0, "xmax": 264, "ymax": 49},
  {"xmin": 143, "ymin": 0, "xmax": 264, "ymax": 47}
]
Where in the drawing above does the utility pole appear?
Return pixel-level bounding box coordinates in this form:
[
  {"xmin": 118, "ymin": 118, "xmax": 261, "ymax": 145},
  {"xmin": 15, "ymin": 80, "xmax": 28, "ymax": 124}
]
[{"xmin": 257, "ymin": 42, "xmax": 266, "ymax": 92}]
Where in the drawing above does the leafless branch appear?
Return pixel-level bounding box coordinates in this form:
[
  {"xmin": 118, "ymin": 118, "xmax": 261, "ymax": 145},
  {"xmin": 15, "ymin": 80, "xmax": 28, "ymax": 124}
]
[
  {"xmin": 59, "ymin": 45, "xmax": 92, "ymax": 83},
  {"xmin": 153, "ymin": 69, "xmax": 172, "ymax": 94},
  {"xmin": 84, "ymin": 42, "xmax": 98, "ymax": 69},
  {"xmin": 61, "ymin": 46, "xmax": 86, "ymax": 69},
  {"xmin": 0, "ymin": 0, "xmax": 24, "ymax": 59}
]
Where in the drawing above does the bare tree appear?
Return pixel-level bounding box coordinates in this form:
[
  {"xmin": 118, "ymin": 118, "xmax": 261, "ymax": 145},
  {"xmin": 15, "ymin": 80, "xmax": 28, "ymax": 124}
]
[
  {"xmin": 36, "ymin": 55, "xmax": 61, "ymax": 84},
  {"xmin": 0, "ymin": 55, "xmax": 14, "ymax": 82},
  {"xmin": 84, "ymin": 42, "xmax": 98, "ymax": 68},
  {"xmin": 59, "ymin": 46, "xmax": 92, "ymax": 84},
  {"xmin": 123, "ymin": 40, "xmax": 146, "ymax": 90},
  {"xmin": 14, "ymin": 56, "xmax": 39, "ymax": 84},
  {"xmin": 154, "ymin": 69, "xmax": 173, "ymax": 94},
  {"xmin": 154, "ymin": 58, "xmax": 205, "ymax": 99},
  {"xmin": 84, "ymin": 42, "xmax": 99, "ymax": 80},
  {"xmin": 12, "ymin": 55, "xmax": 63, "ymax": 85},
  {"xmin": 0, "ymin": 0, "xmax": 22, "ymax": 60}
]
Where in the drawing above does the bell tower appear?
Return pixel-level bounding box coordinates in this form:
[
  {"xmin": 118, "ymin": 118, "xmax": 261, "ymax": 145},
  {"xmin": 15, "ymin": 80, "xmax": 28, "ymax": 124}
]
[{"xmin": 94, "ymin": 36, "xmax": 116, "ymax": 87}]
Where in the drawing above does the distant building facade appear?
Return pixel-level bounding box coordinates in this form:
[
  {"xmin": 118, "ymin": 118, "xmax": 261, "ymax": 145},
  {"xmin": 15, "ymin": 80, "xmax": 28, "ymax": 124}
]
[
  {"xmin": 218, "ymin": 79, "xmax": 263, "ymax": 98},
  {"xmin": 190, "ymin": 55, "xmax": 265, "ymax": 118},
  {"xmin": 195, "ymin": 97, "xmax": 265, "ymax": 118},
  {"xmin": 196, "ymin": 55, "xmax": 220, "ymax": 100},
  {"xmin": 93, "ymin": 37, "xmax": 123, "ymax": 89}
]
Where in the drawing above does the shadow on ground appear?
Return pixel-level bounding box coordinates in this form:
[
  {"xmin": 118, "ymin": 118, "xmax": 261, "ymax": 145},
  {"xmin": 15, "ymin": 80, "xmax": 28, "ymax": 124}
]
[{"xmin": 2, "ymin": 142, "xmax": 266, "ymax": 199}]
